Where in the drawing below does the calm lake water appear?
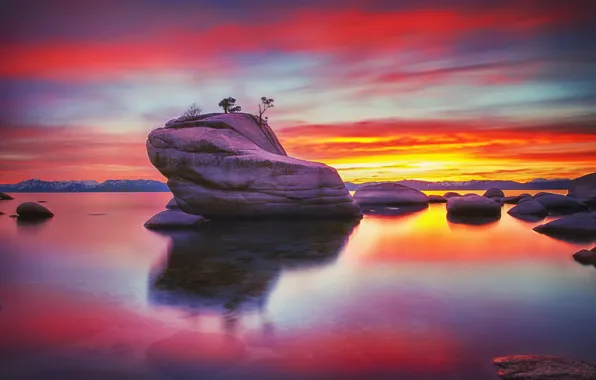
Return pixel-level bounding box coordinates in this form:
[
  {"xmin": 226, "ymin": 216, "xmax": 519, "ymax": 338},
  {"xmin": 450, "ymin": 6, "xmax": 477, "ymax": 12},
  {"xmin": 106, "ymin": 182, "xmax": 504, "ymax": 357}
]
[{"xmin": 1, "ymin": 191, "xmax": 595, "ymax": 380}]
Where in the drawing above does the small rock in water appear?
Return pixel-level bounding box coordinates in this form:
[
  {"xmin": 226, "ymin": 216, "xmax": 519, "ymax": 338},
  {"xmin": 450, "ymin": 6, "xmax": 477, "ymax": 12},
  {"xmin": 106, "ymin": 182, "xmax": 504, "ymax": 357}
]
[
  {"xmin": 354, "ymin": 183, "xmax": 428, "ymax": 206},
  {"xmin": 447, "ymin": 194, "xmax": 501, "ymax": 218},
  {"xmin": 16, "ymin": 202, "xmax": 54, "ymax": 220},
  {"xmin": 508, "ymin": 200, "xmax": 549, "ymax": 221},
  {"xmin": 493, "ymin": 355, "xmax": 596, "ymax": 379},
  {"xmin": 573, "ymin": 248, "xmax": 596, "ymax": 265},
  {"xmin": 9, "ymin": 214, "xmax": 18, "ymax": 218},
  {"xmin": 144, "ymin": 210, "xmax": 208, "ymax": 230},
  {"xmin": 483, "ymin": 188, "xmax": 505, "ymax": 198},
  {"xmin": 444, "ymin": 192, "xmax": 462, "ymax": 199},
  {"xmin": 0, "ymin": 192, "xmax": 14, "ymax": 200}
]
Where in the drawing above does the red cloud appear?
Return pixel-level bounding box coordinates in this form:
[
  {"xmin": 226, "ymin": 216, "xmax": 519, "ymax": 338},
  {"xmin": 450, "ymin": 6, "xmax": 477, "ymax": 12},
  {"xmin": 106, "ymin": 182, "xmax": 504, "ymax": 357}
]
[{"xmin": 0, "ymin": 4, "xmax": 580, "ymax": 81}]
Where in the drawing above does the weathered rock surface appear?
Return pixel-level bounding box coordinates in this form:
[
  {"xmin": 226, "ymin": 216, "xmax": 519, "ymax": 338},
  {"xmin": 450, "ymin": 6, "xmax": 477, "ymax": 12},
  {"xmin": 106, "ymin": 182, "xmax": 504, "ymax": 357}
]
[
  {"xmin": 483, "ymin": 188, "xmax": 505, "ymax": 198},
  {"xmin": 568, "ymin": 172, "xmax": 596, "ymax": 208},
  {"xmin": 428, "ymin": 195, "xmax": 447, "ymax": 203},
  {"xmin": 508, "ymin": 200, "xmax": 549, "ymax": 221},
  {"xmin": 0, "ymin": 192, "xmax": 14, "ymax": 200},
  {"xmin": 446, "ymin": 194, "xmax": 501, "ymax": 218},
  {"xmin": 144, "ymin": 210, "xmax": 208, "ymax": 230},
  {"xmin": 147, "ymin": 113, "xmax": 361, "ymax": 219},
  {"xmin": 533, "ymin": 212, "xmax": 596, "ymax": 240},
  {"xmin": 573, "ymin": 247, "xmax": 596, "ymax": 265},
  {"xmin": 354, "ymin": 183, "xmax": 428, "ymax": 206},
  {"xmin": 16, "ymin": 202, "xmax": 54, "ymax": 220},
  {"xmin": 534, "ymin": 194, "xmax": 588, "ymax": 215},
  {"xmin": 165, "ymin": 197, "xmax": 180, "ymax": 210},
  {"xmin": 493, "ymin": 355, "xmax": 596, "ymax": 380}
]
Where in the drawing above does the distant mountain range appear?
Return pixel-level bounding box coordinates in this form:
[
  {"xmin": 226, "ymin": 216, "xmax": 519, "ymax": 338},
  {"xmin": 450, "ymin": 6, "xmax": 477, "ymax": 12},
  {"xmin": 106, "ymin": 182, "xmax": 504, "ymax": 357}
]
[
  {"xmin": 0, "ymin": 178, "xmax": 572, "ymax": 193},
  {"xmin": 343, "ymin": 179, "xmax": 571, "ymax": 191},
  {"xmin": 0, "ymin": 179, "xmax": 170, "ymax": 192}
]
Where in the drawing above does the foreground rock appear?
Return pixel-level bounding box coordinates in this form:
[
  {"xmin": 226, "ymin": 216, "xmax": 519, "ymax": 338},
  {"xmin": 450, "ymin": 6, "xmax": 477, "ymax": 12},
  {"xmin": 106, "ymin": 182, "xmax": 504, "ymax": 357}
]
[
  {"xmin": 447, "ymin": 194, "xmax": 501, "ymax": 219},
  {"xmin": 507, "ymin": 200, "xmax": 549, "ymax": 221},
  {"xmin": 147, "ymin": 113, "xmax": 361, "ymax": 219},
  {"xmin": 483, "ymin": 188, "xmax": 505, "ymax": 198},
  {"xmin": 16, "ymin": 202, "xmax": 54, "ymax": 220},
  {"xmin": 0, "ymin": 192, "xmax": 14, "ymax": 200},
  {"xmin": 354, "ymin": 183, "xmax": 428, "ymax": 206},
  {"xmin": 534, "ymin": 194, "xmax": 588, "ymax": 215},
  {"xmin": 165, "ymin": 197, "xmax": 180, "ymax": 210},
  {"xmin": 573, "ymin": 247, "xmax": 596, "ymax": 265},
  {"xmin": 568, "ymin": 172, "xmax": 596, "ymax": 208},
  {"xmin": 144, "ymin": 210, "xmax": 208, "ymax": 230},
  {"xmin": 428, "ymin": 195, "xmax": 447, "ymax": 203},
  {"xmin": 533, "ymin": 212, "xmax": 596, "ymax": 240},
  {"xmin": 493, "ymin": 355, "xmax": 596, "ymax": 380}
]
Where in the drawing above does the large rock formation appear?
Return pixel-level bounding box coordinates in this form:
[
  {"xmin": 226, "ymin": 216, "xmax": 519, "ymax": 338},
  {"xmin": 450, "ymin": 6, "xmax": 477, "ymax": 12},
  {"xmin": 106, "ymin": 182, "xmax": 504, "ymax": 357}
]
[
  {"xmin": 533, "ymin": 212, "xmax": 596, "ymax": 241},
  {"xmin": 147, "ymin": 113, "xmax": 361, "ymax": 219},
  {"xmin": 534, "ymin": 194, "xmax": 588, "ymax": 215},
  {"xmin": 353, "ymin": 183, "xmax": 428, "ymax": 206},
  {"xmin": 568, "ymin": 172, "xmax": 596, "ymax": 208}
]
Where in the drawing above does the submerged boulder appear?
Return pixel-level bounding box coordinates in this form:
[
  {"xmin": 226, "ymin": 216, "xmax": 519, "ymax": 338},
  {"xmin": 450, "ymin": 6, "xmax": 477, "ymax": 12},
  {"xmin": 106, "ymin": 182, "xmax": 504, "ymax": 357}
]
[
  {"xmin": 147, "ymin": 113, "xmax": 361, "ymax": 219},
  {"xmin": 446, "ymin": 194, "xmax": 501, "ymax": 219},
  {"xmin": 507, "ymin": 200, "xmax": 549, "ymax": 221},
  {"xmin": 443, "ymin": 192, "xmax": 462, "ymax": 199},
  {"xmin": 483, "ymin": 188, "xmax": 505, "ymax": 198},
  {"xmin": 534, "ymin": 194, "xmax": 588, "ymax": 215},
  {"xmin": 533, "ymin": 212, "xmax": 596, "ymax": 240},
  {"xmin": 0, "ymin": 192, "xmax": 14, "ymax": 200},
  {"xmin": 165, "ymin": 197, "xmax": 180, "ymax": 210},
  {"xmin": 493, "ymin": 355, "xmax": 596, "ymax": 380},
  {"xmin": 568, "ymin": 172, "xmax": 596, "ymax": 208},
  {"xmin": 144, "ymin": 210, "xmax": 207, "ymax": 230},
  {"xmin": 428, "ymin": 195, "xmax": 447, "ymax": 203},
  {"xmin": 353, "ymin": 183, "xmax": 428, "ymax": 206},
  {"xmin": 502, "ymin": 193, "xmax": 532, "ymax": 204},
  {"xmin": 16, "ymin": 202, "xmax": 54, "ymax": 220},
  {"xmin": 518, "ymin": 196, "xmax": 534, "ymax": 204},
  {"xmin": 573, "ymin": 248, "xmax": 596, "ymax": 265}
]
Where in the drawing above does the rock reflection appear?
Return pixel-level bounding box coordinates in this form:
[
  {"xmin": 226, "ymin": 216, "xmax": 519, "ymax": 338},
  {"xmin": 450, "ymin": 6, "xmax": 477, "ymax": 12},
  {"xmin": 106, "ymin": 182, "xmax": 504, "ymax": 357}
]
[{"xmin": 149, "ymin": 219, "xmax": 360, "ymax": 314}]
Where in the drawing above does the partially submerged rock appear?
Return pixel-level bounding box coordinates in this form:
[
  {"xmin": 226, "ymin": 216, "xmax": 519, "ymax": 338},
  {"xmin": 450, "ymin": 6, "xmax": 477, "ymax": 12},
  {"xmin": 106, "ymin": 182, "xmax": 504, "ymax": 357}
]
[
  {"xmin": 144, "ymin": 210, "xmax": 208, "ymax": 230},
  {"xmin": 353, "ymin": 183, "xmax": 428, "ymax": 206},
  {"xmin": 0, "ymin": 192, "xmax": 14, "ymax": 200},
  {"xmin": 518, "ymin": 196, "xmax": 535, "ymax": 204},
  {"xmin": 165, "ymin": 197, "xmax": 180, "ymax": 210},
  {"xmin": 446, "ymin": 194, "xmax": 501, "ymax": 218},
  {"xmin": 147, "ymin": 113, "xmax": 361, "ymax": 219},
  {"xmin": 508, "ymin": 200, "xmax": 549, "ymax": 221},
  {"xmin": 15, "ymin": 202, "xmax": 54, "ymax": 220},
  {"xmin": 533, "ymin": 212, "xmax": 596, "ymax": 241},
  {"xmin": 483, "ymin": 188, "xmax": 505, "ymax": 198},
  {"xmin": 503, "ymin": 194, "xmax": 532, "ymax": 204},
  {"xmin": 428, "ymin": 195, "xmax": 447, "ymax": 203},
  {"xmin": 534, "ymin": 194, "xmax": 588, "ymax": 215},
  {"xmin": 573, "ymin": 247, "xmax": 596, "ymax": 265},
  {"xmin": 493, "ymin": 355, "xmax": 596, "ymax": 380},
  {"xmin": 443, "ymin": 192, "xmax": 462, "ymax": 199}
]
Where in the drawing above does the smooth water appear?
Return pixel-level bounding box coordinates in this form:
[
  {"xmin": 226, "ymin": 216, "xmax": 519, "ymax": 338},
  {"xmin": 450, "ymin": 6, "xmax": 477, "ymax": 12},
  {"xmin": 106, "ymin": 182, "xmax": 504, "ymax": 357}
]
[{"xmin": 1, "ymin": 191, "xmax": 595, "ymax": 380}]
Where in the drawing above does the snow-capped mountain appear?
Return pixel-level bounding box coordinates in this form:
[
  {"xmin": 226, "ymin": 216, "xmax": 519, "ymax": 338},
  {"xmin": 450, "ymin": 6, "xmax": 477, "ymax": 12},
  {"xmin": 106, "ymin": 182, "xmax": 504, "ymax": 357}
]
[
  {"xmin": 344, "ymin": 178, "xmax": 571, "ymax": 191},
  {"xmin": 0, "ymin": 179, "xmax": 170, "ymax": 192}
]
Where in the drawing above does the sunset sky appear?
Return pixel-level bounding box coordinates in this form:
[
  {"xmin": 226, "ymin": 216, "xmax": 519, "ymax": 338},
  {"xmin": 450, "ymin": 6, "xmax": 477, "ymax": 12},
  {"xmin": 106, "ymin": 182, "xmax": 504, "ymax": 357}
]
[{"xmin": 1, "ymin": 0, "xmax": 595, "ymax": 183}]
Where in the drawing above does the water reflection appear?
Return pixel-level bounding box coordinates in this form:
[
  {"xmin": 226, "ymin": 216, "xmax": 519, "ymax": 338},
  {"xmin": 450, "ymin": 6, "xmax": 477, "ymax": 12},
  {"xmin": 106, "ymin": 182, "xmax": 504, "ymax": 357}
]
[
  {"xmin": 446, "ymin": 213, "xmax": 501, "ymax": 226},
  {"xmin": 361, "ymin": 204, "xmax": 428, "ymax": 217},
  {"xmin": 149, "ymin": 219, "xmax": 360, "ymax": 315}
]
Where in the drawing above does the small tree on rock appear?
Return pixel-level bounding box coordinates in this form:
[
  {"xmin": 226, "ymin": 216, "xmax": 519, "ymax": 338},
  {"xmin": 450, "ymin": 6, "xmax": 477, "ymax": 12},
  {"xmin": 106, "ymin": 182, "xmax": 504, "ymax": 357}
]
[
  {"xmin": 218, "ymin": 97, "xmax": 242, "ymax": 113},
  {"xmin": 181, "ymin": 103, "xmax": 203, "ymax": 120},
  {"xmin": 258, "ymin": 97, "xmax": 274, "ymax": 126}
]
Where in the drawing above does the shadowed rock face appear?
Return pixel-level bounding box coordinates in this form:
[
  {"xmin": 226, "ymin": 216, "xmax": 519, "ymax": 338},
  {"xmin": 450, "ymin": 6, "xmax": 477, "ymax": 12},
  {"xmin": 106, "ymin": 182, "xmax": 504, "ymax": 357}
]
[
  {"xmin": 534, "ymin": 194, "xmax": 588, "ymax": 215},
  {"xmin": 144, "ymin": 210, "xmax": 207, "ymax": 230},
  {"xmin": 508, "ymin": 200, "xmax": 548, "ymax": 222},
  {"xmin": 354, "ymin": 183, "xmax": 428, "ymax": 206},
  {"xmin": 149, "ymin": 219, "xmax": 359, "ymax": 312},
  {"xmin": 0, "ymin": 192, "xmax": 14, "ymax": 200},
  {"xmin": 483, "ymin": 188, "xmax": 505, "ymax": 198},
  {"xmin": 16, "ymin": 202, "xmax": 54, "ymax": 220},
  {"xmin": 568, "ymin": 172, "xmax": 596, "ymax": 208},
  {"xmin": 146, "ymin": 113, "xmax": 361, "ymax": 219},
  {"xmin": 447, "ymin": 194, "xmax": 501, "ymax": 218},
  {"xmin": 493, "ymin": 355, "xmax": 596, "ymax": 379},
  {"xmin": 533, "ymin": 212, "xmax": 596, "ymax": 243}
]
